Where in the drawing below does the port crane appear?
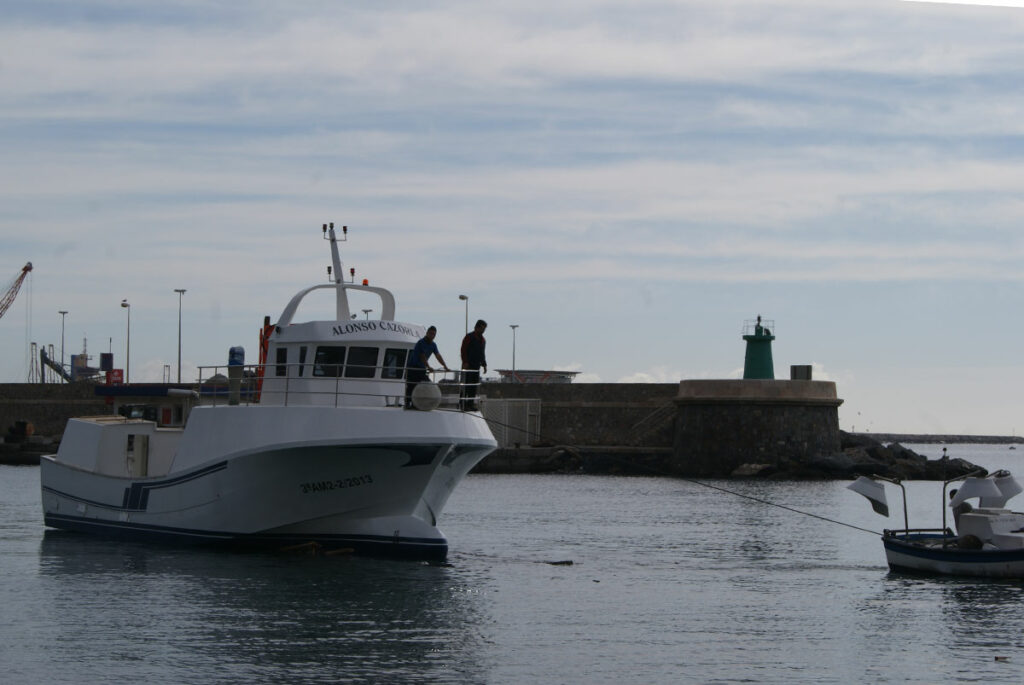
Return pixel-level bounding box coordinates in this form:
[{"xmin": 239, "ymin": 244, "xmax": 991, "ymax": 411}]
[{"xmin": 0, "ymin": 262, "xmax": 33, "ymax": 321}]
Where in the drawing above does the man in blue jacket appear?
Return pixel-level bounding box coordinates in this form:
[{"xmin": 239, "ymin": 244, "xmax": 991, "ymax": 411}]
[{"xmin": 405, "ymin": 326, "xmax": 450, "ymax": 409}]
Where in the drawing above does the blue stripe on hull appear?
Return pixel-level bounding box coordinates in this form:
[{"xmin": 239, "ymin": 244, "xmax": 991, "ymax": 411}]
[
  {"xmin": 41, "ymin": 461, "xmax": 229, "ymax": 513},
  {"xmin": 122, "ymin": 461, "xmax": 228, "ymax": 510},
  {"xmin": 44, "ymin": 513, "xmax": 449, "ymax": 561}
]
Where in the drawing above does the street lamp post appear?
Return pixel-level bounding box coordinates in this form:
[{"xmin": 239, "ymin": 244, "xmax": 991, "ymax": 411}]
[
  {"xmin": 58, "ymin": 310, "xmax": 68, "ymax": 372},
  {"xmin": 121, "ymin": 300, "xmax": 131, "ymax": 383},
  {"xmin": 174, "ymin": 289, "xmax": 186, "ymax": 383},
  {"xmin": 509, "ymin": 324, "xmax": 519, "ymax": 378},
  {"xmin": 362, "ymin": 308, "xmax": 372, "ymax": 320},
  {"xmin": 458, "ymin": 294, "xmax": 469, "ymax": 336}
]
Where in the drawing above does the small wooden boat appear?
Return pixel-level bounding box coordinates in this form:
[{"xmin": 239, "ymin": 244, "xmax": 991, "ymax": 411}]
[{"xmin": 849, "ymin": 470, "xmax": 1024, "ymax": 578}]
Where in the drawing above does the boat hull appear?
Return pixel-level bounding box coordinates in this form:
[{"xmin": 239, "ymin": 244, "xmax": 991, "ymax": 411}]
[
  {"xmin": 883, "ymin": 534, "xmax": 1024, "ymax": 578},
  {"xmin": 41, "ymin": 437, "xmax": 492, "ymax": 560}
]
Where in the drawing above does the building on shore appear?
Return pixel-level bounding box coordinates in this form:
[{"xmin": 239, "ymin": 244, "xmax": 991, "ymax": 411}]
[{"xmin": 493, "ymin": 369, "xmax": 579, "ymax": 384}]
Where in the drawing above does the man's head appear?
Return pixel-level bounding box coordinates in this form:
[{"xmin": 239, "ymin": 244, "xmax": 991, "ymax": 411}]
[
  {"xmin": 425, "ymin": 325, "xmax": 437, "ymax": 341},
  {"xmin": 474, "ymin": 319, "xmax": 487, "ymax": 333}
]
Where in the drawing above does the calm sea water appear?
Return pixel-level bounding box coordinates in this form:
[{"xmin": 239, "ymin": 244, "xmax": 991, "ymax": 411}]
[{"xmin": 3, "ymin": 444, "xmax": 1024, "ymax": 683}]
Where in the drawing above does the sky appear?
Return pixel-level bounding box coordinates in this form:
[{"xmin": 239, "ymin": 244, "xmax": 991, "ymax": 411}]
[{"xmin": 3, "ymin": 0, "xmax": 1024, "ymax": 435}]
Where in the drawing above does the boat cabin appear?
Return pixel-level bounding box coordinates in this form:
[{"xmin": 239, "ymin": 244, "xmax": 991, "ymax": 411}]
[
  {"xmin": 224, "ymin": 226, "xmax": 445, "ymax": 407},
  {"xmin": 258, "ymin": 317, "xmax": 424, "ymax": 407}
]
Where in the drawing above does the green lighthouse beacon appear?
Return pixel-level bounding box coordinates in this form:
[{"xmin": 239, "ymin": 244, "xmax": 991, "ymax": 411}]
[{"xmin": 742, "ymin": 315, "xmax": 775, "ymax": 379}]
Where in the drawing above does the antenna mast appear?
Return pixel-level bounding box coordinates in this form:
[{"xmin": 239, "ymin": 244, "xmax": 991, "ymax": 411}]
[{"xmin": 322, "ymin": 223, "xmax": 351, "ymax": 320}]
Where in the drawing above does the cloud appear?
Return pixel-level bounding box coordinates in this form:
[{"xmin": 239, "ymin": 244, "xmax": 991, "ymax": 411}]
[
  {"xmin": 808, "ymin": 362, "xmax": 833, "ymax": 382},
  {"xmin": 618, "ymin": 366, "xmax": 684, "ymax": 383},
  {"xmin": 904, "ymin": 1, "xmax": 1024, "ymax": 7},
  {"xmin": 551, "ymin": 362, "xmax": 600, "ymax": 383},
  {"xmin": 5, "ymin": 1, "xmax": 1024, "ymax": 113}
]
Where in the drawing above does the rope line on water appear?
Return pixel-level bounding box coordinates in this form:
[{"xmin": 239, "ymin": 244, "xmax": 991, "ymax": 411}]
[
  {"xmin": 445, "ymin": 405, "xmax": 884, "ymax": 538},
  {"xmin": 666, "ymin": 475, "xmax": 883, "ymax": 537}
]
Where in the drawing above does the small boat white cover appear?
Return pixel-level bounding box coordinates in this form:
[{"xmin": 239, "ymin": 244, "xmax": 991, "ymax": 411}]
[
  {"xmin": 949, "ymin": 477, "xmax": 1002, "ymax": 508},
  {"xmin": 847, "ymin": 476, "xmax": 889, "ymax": 516},
  {"xmin": 981, "ymin": 471, "xmax": 1023, "ymax": 508}
]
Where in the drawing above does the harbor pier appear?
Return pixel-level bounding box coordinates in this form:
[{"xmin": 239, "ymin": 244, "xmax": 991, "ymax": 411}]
[
  {"xmin": 2, "ymin": 381, "xmax": 985, "ymax": 478},
  {"xmin": 670, "ymin": 379, "xmax": 842, "ymax": 477}
]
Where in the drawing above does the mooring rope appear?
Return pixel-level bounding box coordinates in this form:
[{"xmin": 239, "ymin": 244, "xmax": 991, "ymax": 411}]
[{"xmin": 444, "ymin": 406, "xmax": 884, "ymax": 537}]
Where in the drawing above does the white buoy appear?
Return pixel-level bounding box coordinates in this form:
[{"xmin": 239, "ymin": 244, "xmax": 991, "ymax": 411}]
[{"xmin": 411, "ymin": 382, "xmax": 442, "ymax": 411}]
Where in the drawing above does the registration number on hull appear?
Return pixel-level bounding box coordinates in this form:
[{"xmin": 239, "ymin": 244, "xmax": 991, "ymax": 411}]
[{"xmin": 300, "ymin": 475, "xmax": 373, "ymax": 494}]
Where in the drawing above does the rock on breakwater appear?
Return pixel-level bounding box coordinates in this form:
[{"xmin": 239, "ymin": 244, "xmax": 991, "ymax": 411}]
[
  {"xmin": 729, "ymin": 431, "xmax": 984, "ymax": 480},
  {"xmin": 475, "ymin": 433, "xmax": 984, "ymax": 481}
]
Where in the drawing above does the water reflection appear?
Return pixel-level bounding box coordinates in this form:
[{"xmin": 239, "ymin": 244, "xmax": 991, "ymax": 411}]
[
  {"xmin": 939, "ymin": 577, "xmax": 1024, "ymax": 645},
  {"xmin": 851, "ymin": 574, "xmax": 1024, "ymax": 679},
  {"xmin": 38, "ymin": 531, "xmax": 491, "ymax": 684}
]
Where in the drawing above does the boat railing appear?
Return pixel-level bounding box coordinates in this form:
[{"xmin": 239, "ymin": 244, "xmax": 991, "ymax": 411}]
[
  {"xmin": 874, "ymin": 469, "xmax": 987, "ymax": 547},
  {"xmin": 883, "ymin": 527, "xmax": 957, "ymax": 543},
  {"xmin": 195, "ymin": 362, "xmax": 482, "ymax": 410},
  {"xmin": 884, "ymin": 527, "xmax": 955, "ymax": 537}
]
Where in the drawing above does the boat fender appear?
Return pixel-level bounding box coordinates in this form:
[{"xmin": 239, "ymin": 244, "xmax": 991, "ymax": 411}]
[{"xmin": 411, "ymin": 382, "xmax": 442, "ymax": 411}]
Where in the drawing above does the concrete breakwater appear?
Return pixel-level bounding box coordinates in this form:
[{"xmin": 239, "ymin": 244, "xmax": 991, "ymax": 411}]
[
  {"xmin": 475, "ymin": 431, "xmax": 979, "ymax": 480},
  {"xmin": 1, "ymin": 382, "xmax": 986, "ymax": 478},
  {"xmin": 1, "ymin": 383, "xmax": 106, "ymax": 465},
  {"xmin": 479, "ymin": 382, "xmax": 981, "ymax": 479},
  {"xmin": 671, "ymin": 379, "xmax": 843, "ymax": 477},
  {"xmin": 0, "ymin": 383, "xmax": 108, "ymax": 436}
]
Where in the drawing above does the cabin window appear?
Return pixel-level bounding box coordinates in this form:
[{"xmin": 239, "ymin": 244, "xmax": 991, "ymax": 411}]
[
  {"xmin": 383, "ymin": 348, "xmax": 408, "ymax": 379},
  {"xmin": 313, "ymin": 346, "xmax": 346, "ymax": 378},
  {"xmin": 344, "ymin": 347, "xmax": 379, "ymax": 378},
  {"xmin": 298, "ymin": 346, "xmax": 308, "ymax": 377},
  {"xmin": 275, "ymin": 347, "xmax": 288, "ymax": 377}
]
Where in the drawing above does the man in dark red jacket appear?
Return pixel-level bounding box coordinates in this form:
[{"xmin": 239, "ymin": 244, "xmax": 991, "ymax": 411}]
[{"xmin": 460, "ymin": 319, "xmax": 487, "ymax": 411}]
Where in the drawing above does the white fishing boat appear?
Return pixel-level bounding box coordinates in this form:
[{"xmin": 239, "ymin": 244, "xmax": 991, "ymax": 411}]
[
  {"xmin": 40, "ymin": 224, "xmax": 497, "ymax": 559},
  {"xmin": 849, "ymin": 469, "xmax": 1024, "ymax": 578}
]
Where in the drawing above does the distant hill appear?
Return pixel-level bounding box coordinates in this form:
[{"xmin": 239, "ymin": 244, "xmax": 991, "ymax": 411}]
[{"xmin": 858, "ymin": 433, "xmax": 1023, "ymax": 445}]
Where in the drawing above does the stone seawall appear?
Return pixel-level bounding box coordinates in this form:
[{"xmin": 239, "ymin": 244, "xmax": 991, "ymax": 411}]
[
  {"xmin": 0, "ymin": 381, "xmax": 680, "ymax": 445},
  {"xmin": 0, "ymin": 381, "xmax": 681, "ymax": 469},
  {"xmin": 481, "ymin": 382, "xmax": 678, "ymax": 447},
  {"xmin": 0, "ymin": 383, "xmax": 108, "ymax": 437},
  {"xmin": 671, "ymin": 379, "xmax": 842, "ymax": 477},
  {"xmin": 0, "ymin": 382, "xmax": 987, "ymax": 478}
]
